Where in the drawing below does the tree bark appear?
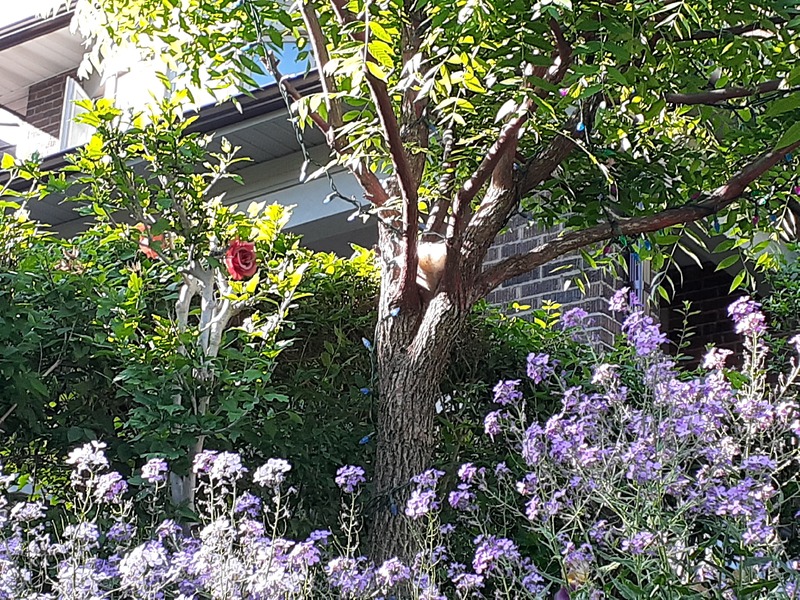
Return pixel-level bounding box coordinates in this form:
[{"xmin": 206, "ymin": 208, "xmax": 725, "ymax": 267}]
[{"xmin": 369, "ymin": 222, "xmax": 466, "ymax": 562}]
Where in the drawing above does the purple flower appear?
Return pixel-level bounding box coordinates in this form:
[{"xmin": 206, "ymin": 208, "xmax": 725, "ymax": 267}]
[
  {"xmin": 622, "ymin": 310, "xmax": 666, "ymax": 356},
  {"xmin": 527, "ymin": 353, "xmax": 555, "ymax": 384},
  {"xmin": 192, "ymin": 449, "xmax": 218, "ymax": 474},
  {"xmin": 516, "ymin": 474, "xmax": 538, "ymax": 496},
  {"xmin": 411, "ymin": 469, "xmax": 445, "ymax": 489},
  {"xmin": 335, "ymin": 465, "xmax": 366, "ymax": 493},
  {"xmin": 448, "ymin": 484, "xmax": 476, "ymax": 511},
  {"xmin": 727, "ymin": 297, "xmax": 767, "ymax": 336},
  {"xmin": 591, "ymin": 363, "xmax": 617, "ymax": 386},
  {"xmin": 208, "ymin": 451, "xmax": 247, "ymax": 482},
  {"xmin": 492, "ymin": 379, "xmax": 523, "ymax": 406},
  {"xmin": 452, "ymin": 571, "xmax": 485, "ymax": 592},
  {"xmin": 95, "ymin": 471, "xmax": 128, "ymax": 503},
  {"xmin": 233, "ymin": 491, "xmax": 262, "ymax": 516},
  {"xmin": 458, "ymin": 463, "xmax": 478, "ymax": 483},
  {"xmin": 702, "ymin": 347, "xmax": 733, "ymax": 370},
  {"xmin": 561, "ymin": 307, "xmax": 589, "ymax": 329},
  {"xmin": 253, "ymin": 458, "xmax": 291, "ymax": 488},
  {"xmin": 472, "ymin": 535, "xmax": 520, "ymax": 574},
  {"xmin": 608, "ymin": 287, "xmax": 630, "ymax": 312},
  {"xmin": 155, "ymin": 519, "xmax": 181, "ymax": 539},
  {"xmin": 107, "ymin": 521, "xmax": 136, "ymax": 543},
  {"xmin": 521, "ymin": 423, "xmax": 544, "ymax": 465},
  {"xmin": 289, "ymin": 540, "xmax": 322, "ymax": 567},
  {"xmin": 741, "ymin": 455, "xmax": 776, "ymax": 473},
  {"xmin": 308, "ymin": 529, "xmax": 332, "ymax": 544},
  {"xmin": 484, "ymin": 410, "xmax": 504, "ymax": 440},
  {"xmin": 494, "ymin": 461, "xmax": 511, "ymax": 477},
  {"xmin": 621, "ymin": 531, "xmax": 657, "ymax": 555},
  {"xmin": 376, "ymin": 557, "xmax": 411, "ymax": 588},
  {"xmin": 141, "ymin": 458, "xmax": 169, "ymax": 484},
  {"xmin": 9, "ymin": 502, "xmax": 44, "ymax": 523},
  {"xmin": 405, "ymin": 488, "xmax": 439, "ymax": 519},
  {"xmin": 64, "ymin": 522, "xmax": 100, "ymax": 546},
  {"xmin": 66, "ymin": 441, "xmax": 109, "ymax": 475},
  {"xmin": 525, "ymin": 496, "xmax": 540, "ymax": 521}
]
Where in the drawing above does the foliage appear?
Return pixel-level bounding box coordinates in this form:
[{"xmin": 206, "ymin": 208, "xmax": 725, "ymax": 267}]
[
  {"xmin": 764, "ymin": 243, "xmax": 800, "ymax": 334},
  {"xmin": 0, "ymin": 99, "xmax": 308, "ymax": 505},
  {"xmin": 3, "ymin": 293, "xmax": 800, "ymax": 598},
  {"xmin": 73, "ymin": 0, "xmax": 800, "ymax": 292}
]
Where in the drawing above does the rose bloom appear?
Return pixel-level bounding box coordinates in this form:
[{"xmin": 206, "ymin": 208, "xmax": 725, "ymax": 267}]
[
  {"xmin": 225, "ymin": 240, "xmax": 258, "ymax": 280},
  {"xmin": 134, "ymin": 223, "xmax": 164, "ymax": 259}
]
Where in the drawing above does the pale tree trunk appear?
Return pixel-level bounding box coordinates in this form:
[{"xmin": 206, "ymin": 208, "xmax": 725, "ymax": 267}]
[{"xmin": 168, "ymin": 266, "xmax": 235, "ymax": 511}]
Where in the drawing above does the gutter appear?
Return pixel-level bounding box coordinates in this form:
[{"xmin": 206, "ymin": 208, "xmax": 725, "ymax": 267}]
[
  {"xmin": 2, "ymin": 73, "xmax": 322, "ymax": 183},
  {"xmin": 0, "ymin": 7, "xmax": 75, "ymax": 52},
  {"xmin": 185, "ymin": 73, "xmax": 320, "ymax": 135}
]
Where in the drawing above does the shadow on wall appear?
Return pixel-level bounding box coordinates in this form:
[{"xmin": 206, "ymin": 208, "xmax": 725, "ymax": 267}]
[{"xmin": 662, "ymin": 262, "xmax": 741, "ymax": 366}]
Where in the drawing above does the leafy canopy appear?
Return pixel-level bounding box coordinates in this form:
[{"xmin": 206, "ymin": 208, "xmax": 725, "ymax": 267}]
[{"xmin": 74, "ymin": 0, "xmax": 800, "ymax": 296}]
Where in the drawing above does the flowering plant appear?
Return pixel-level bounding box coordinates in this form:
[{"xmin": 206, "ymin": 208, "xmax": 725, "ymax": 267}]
[{"xmin": 3, "ymin": 292, "xmax": 800, "ymax": 599}]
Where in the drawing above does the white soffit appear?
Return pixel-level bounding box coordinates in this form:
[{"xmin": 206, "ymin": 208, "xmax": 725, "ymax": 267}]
[{"xmin": 0, "ymin": 27, "xmax": 85, "ymax": 106}]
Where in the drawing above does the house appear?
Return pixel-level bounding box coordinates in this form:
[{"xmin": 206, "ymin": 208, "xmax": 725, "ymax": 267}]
[{"xmin": 1, "ymin": 4, "xmax": 792, "ymax": 359}]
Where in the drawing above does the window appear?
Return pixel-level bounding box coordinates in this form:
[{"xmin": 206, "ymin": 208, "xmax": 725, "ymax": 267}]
[{"xmin": 59, "ymin": 77, "xmax": 94, "ymax": 151}]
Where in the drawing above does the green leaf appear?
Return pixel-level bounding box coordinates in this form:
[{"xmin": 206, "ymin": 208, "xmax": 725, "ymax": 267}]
[
  {"xmin": 775, "ymin": 121, "xmax": 800, "ymax": 150},
  {"xmin": 1, "ymin": 153, "xmax": 14, "ymax": 170},
  {"xmin": 764, "ymin": 93, "xmax": 800, "ymax": 118},
  {"xmin": 365, "ymin": 61, "xmax": 388, "ymax": 82},
  {"xmin": 715, "ymin": 254, "xmax": 739, "ymax": 271},
  {"xmin": 730, "ymin": 269, "xmax": 746, "ymax": 292}
]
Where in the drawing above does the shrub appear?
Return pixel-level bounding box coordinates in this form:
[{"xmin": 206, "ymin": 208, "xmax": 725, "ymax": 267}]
[{"xmin": 4, "ymin": 291, "xmax": 799, "ymax": 599}]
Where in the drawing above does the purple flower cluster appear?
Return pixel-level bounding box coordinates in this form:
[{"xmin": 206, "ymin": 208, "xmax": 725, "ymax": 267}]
[
  {"xmin": 141, "ymin": 458, "xmax": 169, "ymax": 484},
  {"xmin": 492, "ymin": 379, "xmax": 523, "ymax": 405},
  {"xmin": 405, "ymin": 469, "xmax": 445, "ymax": 520},
  {"xmin": 526, "ymin": 352, "xmax": 555, "ymax": 383},
  {"xmin": 335, "ymin": 465, "xmax": 366, "ymax": 493},
  {"xmin": 561, "ymin": 306, "xmax": 589, "ymax": 329},
  {"xmin": 2, "ymin": 288, "xmax": 798, "ymax": 600},
  {"xmin": 727, "ymin": 296, "xmax": 767, "ymax": 336},
  {"xmin": 253, "ymin": 458, "xmax": 292, "ymax": 488}
]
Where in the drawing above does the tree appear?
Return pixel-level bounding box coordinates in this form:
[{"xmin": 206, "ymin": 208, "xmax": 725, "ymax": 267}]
[
  {"xmin": 72, "ymin": 0, "xmax": 800, "ymax": 558},
  {"xmin": 2, "ymin": 98, "xmax": 307, "ymax": 507}
]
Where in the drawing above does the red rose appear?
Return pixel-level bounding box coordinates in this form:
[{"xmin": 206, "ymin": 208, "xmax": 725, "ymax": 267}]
[{"xmin": 225, "ymin": 240, "xmax": 258, "ymax": 280}]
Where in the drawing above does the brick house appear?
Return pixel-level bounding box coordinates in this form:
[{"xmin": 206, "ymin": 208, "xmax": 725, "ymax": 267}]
[{"xmin": 1, "ymin": 5, "xmax": 791, "ymax": 357}]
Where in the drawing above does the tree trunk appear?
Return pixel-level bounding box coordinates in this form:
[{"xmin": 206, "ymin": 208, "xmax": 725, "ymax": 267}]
[{"xmin": 369, "ymin": 225, "xmax": 467, "ymax": 561}]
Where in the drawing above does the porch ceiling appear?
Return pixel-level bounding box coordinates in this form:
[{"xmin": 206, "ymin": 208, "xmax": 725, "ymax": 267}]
[{"xmin": 0, "ymin": 12, "xmax": 84, "ymax": 108}]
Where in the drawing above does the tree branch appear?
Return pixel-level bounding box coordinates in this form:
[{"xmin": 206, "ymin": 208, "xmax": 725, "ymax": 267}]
[
  {"xmin": 330, "ymin": 0, "xmax": 419, "ymax": 303},
  {"xmin": 474, "ymin": 139, "xmax": 800, "ymax": 298},
  {"xmin": 649, "ymin": 13, "xmax": 794, "ymax": 50},
  {"xmin": 450, "ymin": 98, "xmax": 532, "ymax": 237},
  {"xmin": 459, "ymin": 97, "xmax": 601, "ymax": 278},
  {"xmin": 450, "ymin": 19, "xmax": 574, "ymax": 246},
  {"xmin": 545, "ymin": 18, "xmax": 572, "ymax": 85},
  {"xmin": 300, "ymin": 0, "xmax": 344, "ymax": 129},
  {"xmin": 261, "ymin": 53, "xmax": 389, "ymax": 206},
  {"xmin": 685, "ymin": 15, "xmax": 790, "ymax": 41},
  {"xmin": 665, "ymin": 79, "xmax": 782, "ymax": 105}
]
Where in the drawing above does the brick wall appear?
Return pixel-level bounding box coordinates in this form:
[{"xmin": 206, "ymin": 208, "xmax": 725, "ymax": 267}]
[
  {"xmin": 484, "ymin": 217, "xmax": 622, "ymax": 346},
  {"xmin": 26, "ymin": 71, "xmax": 73, "ymax": 138},
  {"xmin": 662, "ymin": 262, "xmax": 741, "ymax": 364}
]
